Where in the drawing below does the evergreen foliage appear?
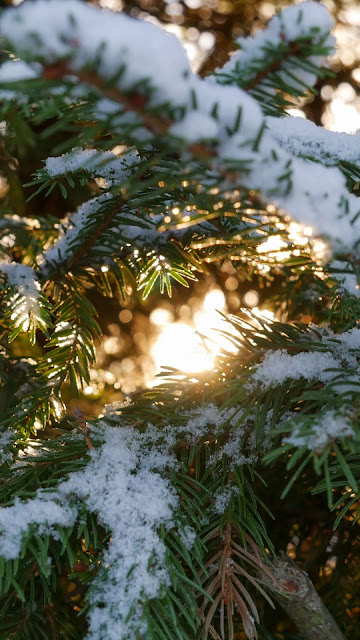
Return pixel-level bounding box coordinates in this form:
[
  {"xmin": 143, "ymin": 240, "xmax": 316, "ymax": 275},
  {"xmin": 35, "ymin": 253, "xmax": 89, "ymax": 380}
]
[{"xmin": 0, "ymin": 1, "xmax": 359, "ymax": 639}]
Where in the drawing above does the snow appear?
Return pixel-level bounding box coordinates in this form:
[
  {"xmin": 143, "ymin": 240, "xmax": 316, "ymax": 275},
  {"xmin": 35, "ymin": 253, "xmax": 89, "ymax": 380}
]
[
  {"xmin": 330, "ymin": 260, "xmax": 360, "ymax": 298},
  {"xmin": 62, "ymin": 425, "xmax": 178, "ymax": 640},
  {"xmin": 0, "ymin": 59, "xmax": 41, "ymax": 100},
  {"xmin": 40, "ymin": 193, "xmax": 112, "ymax": 270},
  {"xmin": 0, "ymin": 404, "xmax": 247, "ymax": 638},
  {"xmin": 213, "ymin": 486, "xmax": 240, "ymax": 514},
  {"xmin": 253, "ymin": 324, "xmax": 360, "ymax": 389},
  {"xmin": 0, "ymin": 401, "xmax": 260, "ymax": 636},
  {"xmin": 0, "ymin": 430, "xmax": 15, "ymax": 463},
  {"xmin": 0, "ymin": 60, "xmax": 41, "ymax": 82},
  {"xmin": 284, "ymin": 410, "xmax": 354, "ymax": 452},
  {"xmin": 333, "ymin": 327, "xmax": 360, "ymax": 351},
  {"xmin": 0, "ymin": 0, "xmax": 192, "ymax": 107},
  {"xmin": 44, "ymin": 148, "xmax": 139, "ymax": 185},
  {"xmin": 3, "ymin": 0, "xmax": 360, "ymax": 255},
  {"xmin": 170, "ymin": 111, "xmax": 219, "ymax": 142},
  {"xmin": 267, "ymin": 116, "xmax": 360, "ymax": 167},
  {"xmin": 214, "ymin": 2, "xmax": 335, "ymax": 92},
  {"xmin": 0, "ymin": 423, "xmax": 178, "ymax": 638},
  {"xmin": 0, "ymin": 494, "xmax": 76, "ymax": 559},
  {"xmin": 253, "ymin": 350, "xmax": 340, "ymax": 386},
  {"xmin": 0, "ymin": 261, "xmax": 41, "ymax": 327}
]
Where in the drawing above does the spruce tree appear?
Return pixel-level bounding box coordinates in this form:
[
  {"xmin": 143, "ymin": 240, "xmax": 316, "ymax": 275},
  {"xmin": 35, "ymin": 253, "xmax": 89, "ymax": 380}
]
[{"xmin": 0, "ymin": 1, "xmax": 359, "ymax": 639}]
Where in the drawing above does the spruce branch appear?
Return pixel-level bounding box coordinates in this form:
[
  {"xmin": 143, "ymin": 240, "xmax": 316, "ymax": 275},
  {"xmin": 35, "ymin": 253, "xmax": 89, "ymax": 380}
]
[
  {"xmin": 241, "ymin": 39, "xmax": 314, "ymax": 92},
  {"xmin": 263, "ymin": 553, "xmax": 346, "ymax": 640}
]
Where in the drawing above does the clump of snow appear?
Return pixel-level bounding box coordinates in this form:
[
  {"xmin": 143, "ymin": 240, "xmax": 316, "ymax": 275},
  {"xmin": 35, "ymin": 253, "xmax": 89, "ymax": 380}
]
[
  {"xmin": 0, "ymin": 59, "xmax": 41, "ymax": 101},
  {"xmin": 44, "ymin": 148, "xmax": 139, "ymax": 186},
  {"xmin": 39, "ymin": 193, "xmax": 112, "ymax": 270},
  {"xmin": 334, "ymin": 327, "xmax": 360, "ymax": 351},
  {"xmin": 64, "ymin": 426, "xmax": 177, "ymax": 640},
  {"xmin": 178, "ymin": 524, "xmax": 197, "ymax": 549},
  {"xmin": 213, "ymin": 486, "xmax": 240, "ymax": 514},
  {"xmin": 0, "ymin": 261, "xmax": 41, "ymax": 326},
  {"xmin": 0, "ymin": 60, "xmax": 41, "ymax": 82},
  {"xmin": 284, "ymin": 410, "xmax": 354, "ymax": 452},
  {"xmin": 267, "ymin": 116, "xmax": 360, "ymax": 167},
  {"xmin": 0, "ymin": 494, "xmax": 76, "ymax": 559},
  {"xmin": 253, "ymin": 350, "xmax": 340, "ymax": 386},
  {"xmin": 170, "ymin": 111, "xmax": 219, "ymax": 142}
]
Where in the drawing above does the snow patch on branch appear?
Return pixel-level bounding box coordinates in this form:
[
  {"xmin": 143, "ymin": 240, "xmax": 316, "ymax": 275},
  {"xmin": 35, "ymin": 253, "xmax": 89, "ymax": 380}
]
[
  {"xmin": 284, "ymin": 410, "xmax": 354, "ymax": 452},
  {"xmin": 253, "ymin": 326, "xmax": 360, "ymax": 388},
  {"xmin": 215, "ymin": 1, "xmax": 334, "ymax": 91},
  {"xmin": 3, "ymin": 0, "xmax": 360, "ymax": 253},
  {"xmin": 253, "ymin": 350, "xmax": 340, "ymax": 385},
  {"xmin": 44, "ymin": 147, "xmax": 139, "ymax": 186},
  {"xmin": 0, "ymin": 261, "xmax": 41, "ymax": 327},
  {"xmin": 0, "ymin": 424, "xmax": 178, "ymax": 639},
  {"xmin": 0, "ymin": 0, "xmax": 191, "ymax": 106},
  {"xmin": 0, "ymin": 401, "xmax": 270, "ymax": 633},
  {"xmin": 267, "ymin": 116, "xmax": 360, "ymax": 166},
  {"xmin": 40, "ymin": 193, "xmax": 112, "ymax": 270},
  {"xmin": 0, "ymin": 59, "xmax": 41, "ymax": 82}
]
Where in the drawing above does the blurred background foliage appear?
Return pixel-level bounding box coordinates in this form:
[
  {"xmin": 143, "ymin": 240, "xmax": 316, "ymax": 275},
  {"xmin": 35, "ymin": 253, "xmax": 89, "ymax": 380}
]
[{"xmin": 1, "ymin": 2, "xmax": 360, "ymax": 637}]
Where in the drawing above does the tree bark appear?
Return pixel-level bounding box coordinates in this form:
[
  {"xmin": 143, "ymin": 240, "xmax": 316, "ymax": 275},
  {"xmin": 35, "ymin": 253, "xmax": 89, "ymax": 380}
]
[{"xmin": 262, "ymin": 553, "xmax": 346, "ymax": 640}]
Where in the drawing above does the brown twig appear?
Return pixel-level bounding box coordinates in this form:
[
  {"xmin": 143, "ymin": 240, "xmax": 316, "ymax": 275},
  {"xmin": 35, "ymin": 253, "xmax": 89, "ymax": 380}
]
[{"xmin": 262, "ymin": 552, "xmax": 346, "ymax": 640}]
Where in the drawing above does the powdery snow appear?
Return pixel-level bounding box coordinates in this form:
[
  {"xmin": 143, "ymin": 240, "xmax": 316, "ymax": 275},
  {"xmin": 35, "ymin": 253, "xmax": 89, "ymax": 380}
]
[
  {"xmin": 44, "ymin": 148, "xmax": 139, "ymax": 185},
  {"xmin": 252, "ymin": 324, "xmax": 360, "ymax": 388},
  {"xmin": 284, "ymin": 410, "xmax": 354, "ymax": 452},
  {"xmin": 253, "ymin": 350, "xmax": 340, "ymax": 385},
  {"xmin": 267, "ymin": 116, "xmax": 360, "ymax": 166},
  {"xmin": 170, "ymin": 111, "xmax": 219, "ymax": 142},
  {"xmin": 40, "ymin": 193, "xmax": 112, "ymax": 270},
  {"xmin": 0, "ymin": 430, "xmax": 15, "ymax": 463},
  {"xmin": 0, "ymin": 404, "xmax": 246, "ymax": 638},
  {"xmin": 0, "ymin": 424, "xmax": 178, "ymax": 639},
  {"xmin": 330, "ymin": 260, "xmax": 360, "ymax": 298},
  {"xmin": 0, "ymin": 0, "xmax": 191, "ymax": 107},
  {"xmin": 0, "ymin": 261, "xmax": 41, "ymax": 326}
]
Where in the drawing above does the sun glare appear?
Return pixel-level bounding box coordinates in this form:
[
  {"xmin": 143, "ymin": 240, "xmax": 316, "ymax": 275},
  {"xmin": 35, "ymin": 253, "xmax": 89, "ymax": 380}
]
[{"xmin": 150, "ymin": 288, "xmax": 238, "ymax": 377}]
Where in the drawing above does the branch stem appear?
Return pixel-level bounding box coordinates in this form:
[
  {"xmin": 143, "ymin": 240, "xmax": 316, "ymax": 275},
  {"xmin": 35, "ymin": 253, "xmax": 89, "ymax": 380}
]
[{"xmin": 264, "ymin": 553, "xmax": 346, "ymax": 640}]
